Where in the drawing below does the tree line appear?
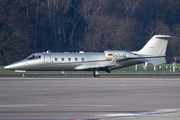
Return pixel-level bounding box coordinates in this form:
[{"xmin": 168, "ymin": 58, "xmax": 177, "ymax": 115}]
[{"xmin": 1, "ymin": 0, "xmax": 180, "ymax": 65}]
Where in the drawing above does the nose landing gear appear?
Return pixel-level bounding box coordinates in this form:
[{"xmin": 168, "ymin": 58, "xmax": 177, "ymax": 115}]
[
  {"xmin": 21, "ymin": 73, "xmax": 26, "ymax": 77},
  {"xmin": 15, "ymin": 70, "xmax": 26, "ymax": 77}
]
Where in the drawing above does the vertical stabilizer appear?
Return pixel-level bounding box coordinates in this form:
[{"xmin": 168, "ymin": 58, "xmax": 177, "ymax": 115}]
[{"xmin": 137, "ymin": 35, "xmax": 171, "ymax": 56}]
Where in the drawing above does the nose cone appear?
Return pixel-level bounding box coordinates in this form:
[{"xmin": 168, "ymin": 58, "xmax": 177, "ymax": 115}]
[
  {"xmin": 4, "ymin": 65, "xmax": 12, "ymax": 70},
  {"xmin": 4, "ymin": 61, "xmax": 25, "ymax": 70}
]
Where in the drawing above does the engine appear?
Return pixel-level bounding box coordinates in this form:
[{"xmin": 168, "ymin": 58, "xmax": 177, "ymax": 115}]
[{"xmin": 104, "ymin": 50, "xmax": 139, "ymax": 61}]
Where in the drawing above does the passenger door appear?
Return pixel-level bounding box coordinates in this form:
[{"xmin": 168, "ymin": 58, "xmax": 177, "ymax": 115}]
[{"xmin": 44, "ymin": 54, "xmax": 51, "ymax": 64}]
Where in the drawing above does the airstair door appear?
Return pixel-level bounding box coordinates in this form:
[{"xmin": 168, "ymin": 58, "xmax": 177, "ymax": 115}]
[{"xmin": 44, "ymin": 54, "xmax": 51, "ymax": 64}]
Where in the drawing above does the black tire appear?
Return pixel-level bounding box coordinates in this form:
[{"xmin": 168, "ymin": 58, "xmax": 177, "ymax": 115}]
[
  {"xmin": 94, "ymin": 75, "xmax": 100, "ymax": 77},
  {"xmin": 21, "ymin": 73, "xmax": 26, "ymax": 77}
]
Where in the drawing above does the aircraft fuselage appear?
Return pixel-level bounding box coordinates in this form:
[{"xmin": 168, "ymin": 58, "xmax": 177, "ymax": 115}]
[{"xmin": 5, "ymin": 50, "xmax": 139, "ymax": 72}]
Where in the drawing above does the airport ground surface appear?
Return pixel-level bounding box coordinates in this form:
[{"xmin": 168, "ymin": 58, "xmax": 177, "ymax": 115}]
[
  {"xmin": 1, "ymin": 73, "xmax": 180, "ymax": 78},
  {"xmin": 0, "ymin": 78, "xmax": 180, "ymax": 120}
]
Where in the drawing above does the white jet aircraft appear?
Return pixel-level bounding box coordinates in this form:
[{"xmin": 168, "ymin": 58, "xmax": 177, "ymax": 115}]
[{"xmin": 4, "ymin": 35, "xmax": 171, "ymax": 77}]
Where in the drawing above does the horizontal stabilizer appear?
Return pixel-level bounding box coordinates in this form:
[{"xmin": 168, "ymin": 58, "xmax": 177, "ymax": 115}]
[{"xmin": 140, "ymin": 57, "xmax": 166, "ymax": 65}]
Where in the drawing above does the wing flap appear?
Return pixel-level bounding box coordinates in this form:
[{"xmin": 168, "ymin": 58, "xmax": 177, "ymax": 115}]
[
  {"xmin": 75, "ymin": 64, "xmax": 105, "ymax": 70},
  {"xmin": 75, "ymin": 56, "xmax": 118, "ymax": 70}
]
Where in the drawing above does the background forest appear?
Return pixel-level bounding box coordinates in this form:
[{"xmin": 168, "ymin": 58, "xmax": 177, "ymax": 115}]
[{"xmin": 1, "ymin": 0, "xmax": 180, "ymax": 65}]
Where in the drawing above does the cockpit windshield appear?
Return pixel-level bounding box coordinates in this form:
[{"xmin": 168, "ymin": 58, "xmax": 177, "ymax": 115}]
[{"xmin": 26, "ymin": 55, "xmax": 41, "ymax": 60}]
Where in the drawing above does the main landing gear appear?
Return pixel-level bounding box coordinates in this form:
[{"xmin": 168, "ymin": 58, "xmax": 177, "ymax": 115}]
[{"xmin": 93, "ymin": 70, "xmax": 100, "ymax": 77}]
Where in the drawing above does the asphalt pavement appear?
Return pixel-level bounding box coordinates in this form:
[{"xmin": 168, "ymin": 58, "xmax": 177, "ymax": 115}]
[
  {"xmin": 0, "ymin": 78, "xmax": 180, "ymax": 120},
  {"xmin": 1, "ymin": 73, "xmax": 180, "ymax": 78}
]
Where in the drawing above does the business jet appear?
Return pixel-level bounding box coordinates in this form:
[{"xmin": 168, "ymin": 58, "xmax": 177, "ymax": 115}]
[{"xmin": 4, "ymin": 35, "xmax": 171, "ymax": 77}]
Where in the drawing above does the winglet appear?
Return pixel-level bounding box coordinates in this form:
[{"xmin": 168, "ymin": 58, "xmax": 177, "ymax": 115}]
[{"xmin": 107, "ymin": 56, "xmax": 118, "ymax": 66}]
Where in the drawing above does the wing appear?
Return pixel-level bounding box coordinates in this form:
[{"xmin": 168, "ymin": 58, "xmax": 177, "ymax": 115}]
[{"xmin": 74, "ymin": 56, "xmax": 118, "ymax": 70}]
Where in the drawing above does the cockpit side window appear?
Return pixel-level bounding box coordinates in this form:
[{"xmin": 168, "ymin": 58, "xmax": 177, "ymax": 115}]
[{"xmin": 26, "ymin": 55, "xmax": 41, "ymax": 60}]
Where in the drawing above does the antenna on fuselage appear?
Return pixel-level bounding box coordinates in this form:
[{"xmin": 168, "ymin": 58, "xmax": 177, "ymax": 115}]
[
  {"xmin": 46, "ymin": 50, "xmax": 52, "ymax": 53},
  {"xmin": 79, "ymin": 51, "xmax": 84, "ymax": 53}
]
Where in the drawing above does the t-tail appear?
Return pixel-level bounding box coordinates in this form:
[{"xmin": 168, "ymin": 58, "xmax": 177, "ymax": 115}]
[{"xmin": 133, "ymin": 35, "xmax": 171, "ymax": 65}]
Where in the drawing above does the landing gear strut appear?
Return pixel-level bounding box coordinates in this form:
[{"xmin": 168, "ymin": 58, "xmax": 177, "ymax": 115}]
[
  {"xmin": 21, "ymin": 73, "xmax": 26, "ymax": 77},
  {"xmin": 93, "ymin": 70, "xmax": 100, "ymax": 77}
]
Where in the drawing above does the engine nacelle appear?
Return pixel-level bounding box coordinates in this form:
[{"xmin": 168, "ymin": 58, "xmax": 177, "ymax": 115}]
[{"xmin": 104, "ymin": 50, "xmax": 139, "ymax": 61}]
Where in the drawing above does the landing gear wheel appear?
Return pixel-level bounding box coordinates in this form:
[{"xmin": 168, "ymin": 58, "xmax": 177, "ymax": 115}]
[
  {"xmin": 21, "ymin": 73, "xmax": 26, "ymax": 77},
  {"xmin": 94, "ymin": 75, "xmax": 100, "ymax": 77},
  {"xmin": 93, "ymin": 70, "xmax": 100, "ymax": 77}
]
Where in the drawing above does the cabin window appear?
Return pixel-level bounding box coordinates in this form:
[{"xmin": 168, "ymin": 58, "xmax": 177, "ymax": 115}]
[
  {"xmin": 82, "ymin": 58, "xmax": 84, "ymax": 61},
  {"xmin": 55, "ymin": 58, "xmax": 58, "ymax": 61},
  {"xmin": 61, "ymin": 58, "xmax": 64, "ymax": 61},
  {"xmin": 68, "ymin": 58, "xmax": 71, "ymax": 61},
  {"xmin": 75, "ymin": 58, "xmax": 78, "ymax": 61}
]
